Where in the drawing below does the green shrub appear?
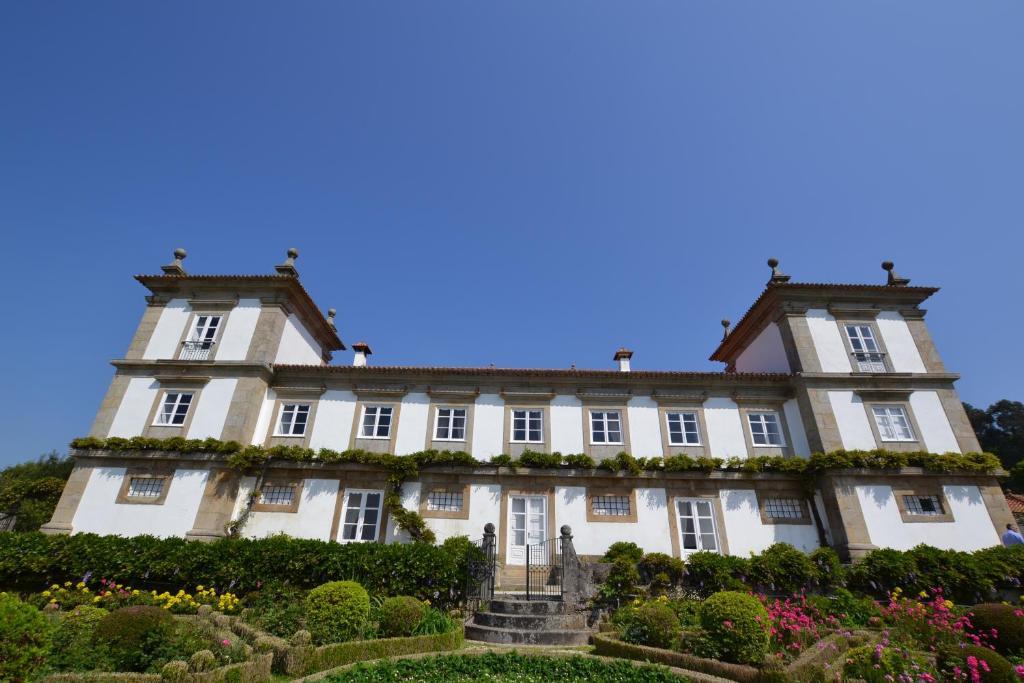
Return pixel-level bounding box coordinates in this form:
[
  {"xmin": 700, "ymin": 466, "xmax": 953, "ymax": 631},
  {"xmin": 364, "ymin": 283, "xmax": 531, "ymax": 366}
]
[
  {"xmin": 305, "ymin": 581, "xmax": 370, "ymax": 645},
  {"xmin": 162, "ymin": 660, "xmax": 189, "ymax": 683},
  {"xmin": 599, "ymin": 557, "xmax": 640, "ymax": 603},
  {"xmin": 619, "ymin": 602, "xmax": 680, "ymax": 649},
  {"xmin": 0, "ymin": 592, "xmax": 52, "ymax": 682},
  {"xmin": 603, "ymin": 541, "xmax": 644, "ymax": 563},
  {"xmin": 413, "ymin": 607, "xmax": 456, "ymax": 636},
  {"xmin": 699, "ymin": 591, "xmax": 770, "ymax": 665},
  {"xmin": 847, "ymin": 547, "xmax": 918, "ymax": 596},
  {"xmin": 807, "ymin": 588, "xmax": 880, "ymax": 627},
  {"xmin": 188, "ymin": 649, "xmax": 217, "ymax": 673},
  {"xmin": 563, "ymin": 453, "xmax": 596, "ymax": 469},
  {"xmin": 50, "ymin": 604, "xmax": 109, "ymax": 672},
  {"xmin": 809, "ymin": 546, "xmax": 844, "ymax": 589},
  {"xmin": 747, "ymin": 543, "xmax": 817, "ymax": 594},
  {"xmin": 92, "ymin": 606, "xmax": 177, "ymax": 672},
  {"xmin": 241, "ymin": 582, "xmax": 307, "ymax": 638},
  {"xmin": 938, "ymin": 644, "xmax": 1016, "ymax": 682},
  {"xmin": 685, "ymin": 552, "xmax": 749, "ymax": 594},
  {"xmin": 378, "ymin": 596, "xmax": 426, "ymax": 638},
  {"xmin": 637, "ymin": 552, "xmax": 684, "ymax": 586},
  {"xmin": 517, "ymin": 450, "xmax": 564, "ymax": 468},
  {"xmin": 845, "ymin": 644, "xmax": 937, "ymax": 683},
  {"xmin": 970, "ymin": 603, "xmax": 1024, "ymax": 656}
]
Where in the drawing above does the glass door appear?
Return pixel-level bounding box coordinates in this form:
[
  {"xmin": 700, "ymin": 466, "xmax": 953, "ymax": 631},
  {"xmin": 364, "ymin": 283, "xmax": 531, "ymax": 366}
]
[
  {"xmin": 675, "ymin": 498, "xmax": 719, "ymax": 554},
  {"xmin": 507, "ymin": 495, "xmax": 546, "ymax": 565}
]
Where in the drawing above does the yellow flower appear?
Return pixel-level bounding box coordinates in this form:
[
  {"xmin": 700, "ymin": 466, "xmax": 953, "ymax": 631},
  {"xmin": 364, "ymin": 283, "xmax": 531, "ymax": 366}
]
[
  {"xmin": 944, "ymin": 600, "xmax": 954, "ymax": 609},
  {"xmin": 93, "ymin": 596, "xmax": 101, "ymax": 603},
  {"xmin": 196, "ymin": 585, "xmax": 204, "ymax": 591},
  {"xmin": 64, "ymin": 582, "xmax": 72, "ymax": 588},
  {"xmin": 49, "ymin": 598, "xmax": 57, "ymax": 604},
  {"xmin": 76, "ymin": 582, "xmax": 86, "ymax": 589},
  {"xmin": 41, "ymin": 590, "xmax": 51, "ymax": 597}
]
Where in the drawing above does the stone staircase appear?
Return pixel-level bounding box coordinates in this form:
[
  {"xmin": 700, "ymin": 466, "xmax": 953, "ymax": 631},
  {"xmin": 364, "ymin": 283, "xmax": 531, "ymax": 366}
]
[{"xmin": 465, "ymin": 596, "xmax": 595, "ymax": 646}]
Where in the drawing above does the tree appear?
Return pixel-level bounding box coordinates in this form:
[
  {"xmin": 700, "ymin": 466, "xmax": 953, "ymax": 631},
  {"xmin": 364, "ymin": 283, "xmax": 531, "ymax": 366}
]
[
  {"xmin": 965, "ymin": 400, "xmax": 1024, "ymax": 472},
  {"xmin": 0, "ymin": 451, "xmax": 72, "ymax": 531}
]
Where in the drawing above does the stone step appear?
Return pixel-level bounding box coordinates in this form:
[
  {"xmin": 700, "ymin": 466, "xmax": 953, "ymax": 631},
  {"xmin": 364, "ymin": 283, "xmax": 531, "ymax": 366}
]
[
  {"xmin": 488, "ymin": 598, "xmax": 568, "ymax": 615},
  {"xmin": 474, "ymin": 610, "xmax": 588, "ymax": 630},
  {"xmin": 465, "ymin": 622, "xmax": 593, "ymax": 646}
]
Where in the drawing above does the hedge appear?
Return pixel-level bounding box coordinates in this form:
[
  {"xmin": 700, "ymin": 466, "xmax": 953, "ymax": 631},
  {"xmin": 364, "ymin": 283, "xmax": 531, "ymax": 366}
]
[
  {"xmin": 592, "ymin": 632, "xmax": 764, "ymax": 683},
  {"xmin": 285, "ymin": 626, "xmax": 463, "ymax": 676},
  {"xmin": 0, "ymin": 533, "xmax": 467, "ymax": 608}
]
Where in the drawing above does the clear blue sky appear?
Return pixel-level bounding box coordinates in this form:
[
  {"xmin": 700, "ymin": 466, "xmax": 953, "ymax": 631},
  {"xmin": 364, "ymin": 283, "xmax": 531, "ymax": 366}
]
[{"xmin": 1, "ymin": 2, "xmax": 1021, "ymax": 464}]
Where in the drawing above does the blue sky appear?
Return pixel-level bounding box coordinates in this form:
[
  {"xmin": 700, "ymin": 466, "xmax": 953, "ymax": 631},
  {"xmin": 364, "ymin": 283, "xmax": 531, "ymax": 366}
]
[{"xmin": 0, "ymin": 2, "xmax": 1021, "ymax": 464}]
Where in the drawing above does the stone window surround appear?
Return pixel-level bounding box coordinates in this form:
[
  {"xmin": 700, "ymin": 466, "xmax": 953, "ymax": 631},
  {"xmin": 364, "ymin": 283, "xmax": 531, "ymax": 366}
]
[
  {"xmin": 264, "ymin": 387, "xmax": 325, "ymax": 448},
  {"xmin": 831, "ymin": 308, "xmax": 893, "ymax": 374},
  {"xmin": 665, "ymin": 487, "xmax": 730, "ymax": 558},
  {"xmin": 735, "ymin": 398, "xmax": 795, "ymax": 457},
  {"xmin": 418, "ymin": 482, "xmax": 472, "ymax": 520},
  {"xmin": 893, "ymin": 486, "xmax": 955, "ymax": 524},
  {"xmin": 654, "ymin": 396, "xmax": 710, "ymax": 457},
  {"xmin": 333, "ymin": 487, "xmax": 388, "ymax": 543},
  {"xmin": 756, "ymin": 490, "xmax": 813, "ymax": 526},
  {"xmin": 173, "ymin": 300, "xmax": 236, "ymax": 361},
  {"xmin": 856, "ymin": 390, "xmax": 924, "ymax": 453},
  {"xmin": 586, "ymin": 487, "xmax": 639, "ymax": 523},
  {"xmin": 497, "ymin": 486, "xmax": 557, "ymax": 565},
  {"xmin": 501, "ymin": 392, "xmax": 554, "ymax": 456},
  {"xmin": 142, "ymin": 376, "xmax": 210, "ymax": 438},
  {"xmin": 424, "ymin": 390, "xmax": 478, "ymax": 450},
  {"xmin": 250, "ymin": 478, "xmax": 303, "ymax": 513},
  {"xmin": 349, "ymin": 392, "xmax": 404, "ymax": 452},
  {"xmin": 116, "ymin": 468, "xmax": 174, "ymax": 506},
  {"xmin": 579, "ymin": 394, "xmax": 632, "ymax": 458}
]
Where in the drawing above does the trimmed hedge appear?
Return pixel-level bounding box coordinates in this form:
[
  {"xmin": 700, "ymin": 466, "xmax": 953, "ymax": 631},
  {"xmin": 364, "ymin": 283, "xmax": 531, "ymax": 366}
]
[
  {"xmin": 592, "ymin": 632, "xmax": 763, "ymax": 683},
  {"xmin": 0, "ymin": 533, "xmax": 467, "ymax": 608},
  {"xmin": 285, "ymin": 625, "xmax": 464, "ymax": 676}
]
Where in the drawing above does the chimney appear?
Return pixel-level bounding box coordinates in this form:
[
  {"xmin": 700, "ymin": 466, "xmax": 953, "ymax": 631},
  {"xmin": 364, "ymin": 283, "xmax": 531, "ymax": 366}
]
[
  {"xmin": 613, "ymin": 347, "xmax": 633, "ymax": 372},
  {"xmin": 352, "ymin": 341, "xmax": 372, "ymax": 367}
]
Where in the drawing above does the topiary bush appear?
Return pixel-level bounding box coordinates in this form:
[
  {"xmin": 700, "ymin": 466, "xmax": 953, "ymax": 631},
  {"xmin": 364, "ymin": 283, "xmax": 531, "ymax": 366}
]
[
  {"xmin": 684, "ymin": 552, "xmax": 749, "ymax": 594},
  {"xmin": 938, "ymin": 644, "xmax": 1016, "ymax": 682},
  {"xmin": 188, "ymin": 649, "xmax": 217, "ymax": 673},
  {"xmin": 92, "ymin": 605, "xmax": 177, "ymax": 672},
  {"xmin": 305, "ymin": 580, "xmax": 370, "ymax": 645},
  {"xmin": 809, "ymin": 546, "xmax": 844, "ymax": 589},
  {"xmin": 619, "ymin": 602, "xmax": 680, "ymax": 650},
  {"xmin": 50, "ymin": 604, "xmax": 109, "ymax": 672},
  {"xmin": 599, "ymin": 557, "xmax": 640, "ymax": 603},
  {"xmin": 698, "ymin": 591, "xmax": 770, "ymax": 665},
  {"xmin": 970, "ymin": 603, "xmax": 1024, "ymax": 656},
  {"xmin": 637, "ymin": 553, "xmax": 685, "ymax": 586},
  {"xmin": 0, "ymin": 592, "xmax": 52, "ymax": 682},
  {"xmin": 747, "ymin": 542, "xmax": 817, "ymax": 594},
  {"xmin": 603, "ymin": 541, "xmax": 644, "ymax": 564},
  {"xmin": 378, "ymin": 596, "xmax": 426, "ymax": 638}
]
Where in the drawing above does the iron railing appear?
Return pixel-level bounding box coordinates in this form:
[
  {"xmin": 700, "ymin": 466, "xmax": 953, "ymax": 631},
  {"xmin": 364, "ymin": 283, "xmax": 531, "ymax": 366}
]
[
  {"xmin": 525, "ymin": 535, "xmax": 563, "ymax": 600},
  {"xmin": 180, "ymin": 340, "xmax": 215, "ymax": 361},
  {"xmin": 465, "ymin": 523, "xmax": 497, "ymax": 614},
  {"xmin": 851, "ymin": 351, "xmax": 887, "ymax": 373}
]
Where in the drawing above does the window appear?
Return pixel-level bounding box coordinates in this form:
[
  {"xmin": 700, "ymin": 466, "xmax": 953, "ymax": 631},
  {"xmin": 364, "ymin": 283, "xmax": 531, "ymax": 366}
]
[
  {"xmin": 845, "ymin": 324, "xmax": 886, "ymax": 373},
  {"xmin": 748, "ymin": 412, "xmax": 784, "ymax": 446},
  {"xmin": 360, "ymin": 406, "xmax": 393, "ymax": 439},
  {"xmin": 155, "ymin": 392, "xmax": 193, "ymax": 426},
  {"xmin": 872, "ymin": 406, "xmax": 916, "ymax": 442},
  {"xmin": 676, "ymin": 499, "xmax": 718, "ymax": 553},
  {"xmin": 340, "ymin": 490, "xmax": 383, "ymax": 542},
  {"xmin": 426, "ymin": 490, "xmax": 464, "ymax": 512},
  {"xmin": 511, "ymin": 409, "xmax": 543, "ymax": 443},
  {"xmin": 127, "ymin": 477, "xmax": 164, "ymax": 499},
  {"xmin": 903, "ymin": 494, "xmax": 943, "ymax": 516},
  {"xmin": 591, "ymin": 494, "xmax": 631, "ymax": 517},
  {"xmin": 590, "ymin": 411, "xmax": 623, "ymax": 444},
  {"xmin": 764, "ymin": 498, "xmax": 804, "ymax": 520},
  {"xmin": 259, "ymin": 485, "xmax": 295, "ymax": 507},
  {"xmin": 434, "ymin": 408, "xmax": 467, "ymax": 441},
  {"xmin": 181, "ymin": 315, "xmax": 222, "ymax": 360},
  {"xmin": 276, "ymin": 403, "xmax": 310, "ymax": 436},
  {"xmin": 666, "ymin": 412, "xmax": 700, "ymax": 445}
]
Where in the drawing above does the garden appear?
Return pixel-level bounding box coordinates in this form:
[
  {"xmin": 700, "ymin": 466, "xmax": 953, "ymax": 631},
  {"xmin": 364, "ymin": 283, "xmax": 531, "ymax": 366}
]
[{"xmin": 5, "ymin": 532, "xmax": 1024, "ymax": 680}]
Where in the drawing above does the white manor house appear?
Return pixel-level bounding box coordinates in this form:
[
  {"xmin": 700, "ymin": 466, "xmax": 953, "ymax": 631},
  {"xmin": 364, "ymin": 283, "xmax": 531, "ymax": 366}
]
[{"xmin": 43, "ymin": 250, "xmax": 1013, "ymax": 565}]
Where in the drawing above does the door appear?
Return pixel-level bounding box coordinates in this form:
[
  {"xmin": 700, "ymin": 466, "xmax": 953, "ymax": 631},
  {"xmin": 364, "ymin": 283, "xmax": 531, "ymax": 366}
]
[
  {"xmin": 338, "ymin": 490, "xmax": 383, "ymax": 542},
  {"xmin": 507, "ymin": 495, "xmax": 546, "ymax": 565},
  {"xmin": 675, "ymin": 498, "xmax": 719, "ymax": 554}
]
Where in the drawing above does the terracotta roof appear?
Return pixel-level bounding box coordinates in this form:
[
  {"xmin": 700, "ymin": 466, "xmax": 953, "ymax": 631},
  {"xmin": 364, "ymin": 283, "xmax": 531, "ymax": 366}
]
[
  {"xmin": 710, "ymin": 281, "xmax": 939, "ymax": 363},
  {"xmin": 134, "ymin": 274, "xmax": 344, "ymax": 351},
  {"xmin": 273, "ymin": 364, "xmax": 793, "ymax": 381},
  {"xmin": 1006, "ymin": 493, "xmax": 1024, "ymax": 514}
]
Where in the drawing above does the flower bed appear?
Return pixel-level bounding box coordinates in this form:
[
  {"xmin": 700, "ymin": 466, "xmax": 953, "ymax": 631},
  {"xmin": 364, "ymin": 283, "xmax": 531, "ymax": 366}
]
[{"xmin": 592, "ymin": 632, "xmax": 763, "ymax": 682}]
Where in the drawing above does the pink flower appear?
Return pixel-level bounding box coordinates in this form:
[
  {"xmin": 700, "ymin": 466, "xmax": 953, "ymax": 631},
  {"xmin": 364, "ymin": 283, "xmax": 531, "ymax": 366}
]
[{"xmin": 221, "ymin": 639, "xmax": 230, "ymax": 646}]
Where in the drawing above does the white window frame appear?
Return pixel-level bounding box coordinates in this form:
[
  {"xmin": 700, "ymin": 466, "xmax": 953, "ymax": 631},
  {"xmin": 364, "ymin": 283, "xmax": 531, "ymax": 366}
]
[
  {"xmin": 590, "ymin": 410, "xmax": 623, "ymax": 445},
  {"xmin": 763, "ymin": 498, "xmax": 804, "ymax": 520},
  {"xmin": 153, "ymin": 391, "xmax": 194, "ymax": 426},
  {"xmin": 338, "ymin": 489, "xmax": 384, "ymax": 543},
  {"xmin": 259, "ymin": 484, "xmax": 296, "ymax": 507},
  {"xmin": 845, "ymin": 324, "xmax": 887, "ymax": 373},
  {"xmin": 510, "ymin": 409, "xmax": 544, "ymax": 443},
  {"xmin": 591, "ymin": 494, "xmax": 632, "ymax": 517},
  {"xmin": 675, "ymin": 498, "xmax": 720, "ymax": 554},
  {"xmin": 127, "ymin": 477, "xmax": 165, "ymax": 499},
  {"xmin": 426, "ymin": 489, "xmax": 464, "ymax": 512},
  {"xmin": 666, "ymin": 411, "xmax": 701, "ymax": 446},
  {"xmin": 747, "ymin": 412, "xmax": 785, "ymax": 447},
  {"xmin": 872, "ymin": 405, "xmax": 916, "ymax": 442},
  {"xmin": 275, "ymin": 403, "xmax": 310, "ymax": 437},
  {"xmin": 191, "ymin": 314, "xmax": 222, "ymax": 343},
  {"xmin": 360, "ymin": 405, "xmax": 393, "ymax": 439},
  {"xmin": 434, "ymin": 407, "xmax": 467, "ymax": 442}
]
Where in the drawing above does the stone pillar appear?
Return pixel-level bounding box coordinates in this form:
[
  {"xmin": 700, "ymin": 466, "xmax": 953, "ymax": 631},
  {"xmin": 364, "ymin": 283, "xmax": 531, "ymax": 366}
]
[
  {"xmin": 816, "ymin": 474, "xmax": 877, "ymax": 561},
  {"xmin": 219, "ymin": 377, "xmax": 271, "ymax": 444},
  {"xmin": 186, "ymin": 469, "xmax": 241, "ymax": 542},
  {"xmin": 40, "ymin": 465, "xmax": 94, "ymax": 535}
]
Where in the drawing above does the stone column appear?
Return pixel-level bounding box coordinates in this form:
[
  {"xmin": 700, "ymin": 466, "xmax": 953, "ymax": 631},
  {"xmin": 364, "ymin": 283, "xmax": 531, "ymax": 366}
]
[
  {"xmin": 40, "ymin": 465, "xmax": 94, "ymax": 535},
  {"xmin": 186, "ymin": 469, "xmax": 241, "ymax": 542}
]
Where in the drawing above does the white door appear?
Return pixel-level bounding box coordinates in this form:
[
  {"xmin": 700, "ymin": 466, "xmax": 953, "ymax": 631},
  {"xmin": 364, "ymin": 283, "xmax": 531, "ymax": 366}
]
[
  {"xmin": 507, "ymin": 495, "xmax": 546, "ymax": 565},
  {"xmin": 675, "ymin": 498, "xmax": 719, "ymax": 554}
]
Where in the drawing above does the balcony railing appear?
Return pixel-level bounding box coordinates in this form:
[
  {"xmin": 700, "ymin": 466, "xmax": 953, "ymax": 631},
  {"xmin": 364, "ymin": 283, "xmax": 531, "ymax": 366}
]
[
  {"xmin": 180, "ymin": 340, "xmax": 215, "ymax": 361},
  {"xmin": 852, "ymin": 351, "xmax": 887, "ymax": 373}
]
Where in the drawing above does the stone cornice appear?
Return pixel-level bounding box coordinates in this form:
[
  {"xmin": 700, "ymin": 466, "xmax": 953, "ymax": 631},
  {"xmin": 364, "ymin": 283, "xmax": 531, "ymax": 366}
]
[{"xmin": 111, "ymin": 359, "xmax": 274, "ymax": 381}]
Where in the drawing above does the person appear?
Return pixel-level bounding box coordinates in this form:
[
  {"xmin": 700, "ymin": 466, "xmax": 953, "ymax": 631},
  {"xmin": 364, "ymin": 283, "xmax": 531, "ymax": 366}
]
[{"xmin": 1002, "ymin": 523, "xmax": 1024, "ymax": 546}]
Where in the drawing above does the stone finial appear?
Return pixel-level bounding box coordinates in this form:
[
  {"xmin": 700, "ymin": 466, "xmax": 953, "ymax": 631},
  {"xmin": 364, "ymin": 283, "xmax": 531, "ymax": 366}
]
[
  {"xmin": 352, "ymin": 341, "xmax": 372, "ymax": 367},
  {"xmin": 560, "ymin": 525, "xmax": 573, "ymax": 538},
  {"xmin": 326, "ymin": 308, "xmax": 337, "ymax": 331},
  {"xmin": 882, "ymin": 260, "xmax": 910, "ymax": 286},
  {"xmin": 721, "ymin": 319, "xmax": 731, "ymax": 341},
  {"xmin": 275, "ymin": 248, "xmax": 299, "ymax": 276},
  {"xmin": 161, "ymin": 248, "xmax": 188, "ymax": 276},
  {"xmin": 484, "ymin": 522, "xmax": 495, "ymax": 535},
  {"xmin": 767, "ymin": 257, "xmax": 791, "ymax": 284}
]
